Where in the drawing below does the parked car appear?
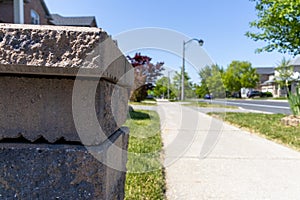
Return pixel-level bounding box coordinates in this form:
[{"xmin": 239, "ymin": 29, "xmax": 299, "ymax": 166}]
[
  {"xmin": 204, "ymin": 94, "xmax": 213, "ymax": 99},
  {"xmin": 247, "ymin": 91, "xmax": 261, "ymax": 98}
]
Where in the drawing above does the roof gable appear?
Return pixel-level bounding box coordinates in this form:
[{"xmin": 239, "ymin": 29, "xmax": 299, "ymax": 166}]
[
  {"xmin": 255, "ymin": 67, "xmax": 275, "ymax": 75},
  {"xmin": 50, "ymin": 14, "xmax": 97, "ymax": 27},
  {"xmin": 289, "ymin": 56, "xmax": 300, "ymax": 66}
]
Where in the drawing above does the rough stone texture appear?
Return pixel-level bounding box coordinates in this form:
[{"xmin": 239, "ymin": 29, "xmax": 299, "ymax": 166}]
[
  {"xmin": 0, "ymin": 24, "xmax": 104, "ymax": 67},
  {"xmin": 281, "ymin": 115, "xmax": 300, "ymax": 127},
  {"xmin": 0, "ymin": 75, "xmax": 129, "ymax": 145},
  {"xmin": 0, "ymin": 24, "xmax": 133, "ymax": 86},
  {"xmin": 99, "ymin": 81, "xmax": 130, "ymax": 133},
  {"xmin": 0, "ymin": 128, "xmax": 128, "ymax": 200},
  {"xmin": 105, "ymin": 128, "xmax": 129, "ymax": 200},
  {"xmin": 104, "ymin": 127, "xmax": 129, "ymax": 200},
  {"xmin": 0, "ymin": 22, "xmax": 133, "ymax": 145},
  {"xmin": 0, "ymin": 24, "xmax": 131, "ymax": 199}
]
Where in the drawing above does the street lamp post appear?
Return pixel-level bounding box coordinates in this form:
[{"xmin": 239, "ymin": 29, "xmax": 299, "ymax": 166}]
[{"xmin": 181, "ymin": 38, "xmax": 204, "ymax": 100}]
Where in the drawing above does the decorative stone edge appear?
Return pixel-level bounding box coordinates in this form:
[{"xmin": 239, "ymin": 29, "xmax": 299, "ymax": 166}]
[
  {"xmin": 281, "ymin": 115, "xmax": 300, "ymax": 127},
  {"xmin": 0, "ymin": 23, "xmax": 133, "ymax": 85}
]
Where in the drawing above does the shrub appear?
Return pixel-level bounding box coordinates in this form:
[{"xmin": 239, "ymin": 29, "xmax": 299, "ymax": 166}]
[
  {"xmin": 261, "ymin": 91, "xmax": 273, "ymax": 97},
  {"xmin": 130, "ymin": 85, "xmax": 148, "ymax": 102},
  {"xmin": 288, "ymin": 88, "xmax": 300, "ymax": 116}
]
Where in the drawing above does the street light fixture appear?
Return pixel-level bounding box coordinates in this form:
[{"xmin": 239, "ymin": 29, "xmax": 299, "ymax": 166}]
[{"xmin": 181, "ymin": 38, "xmax": 204, "ymax": 100}]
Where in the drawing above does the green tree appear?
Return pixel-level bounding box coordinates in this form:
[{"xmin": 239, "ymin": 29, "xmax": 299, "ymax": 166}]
[
  {"xmin": 275, "ymin": 57, "xmax": 294, "ymax": 96},
  {"xmin": 153, "ymin": 77, "xmax": 176, "ymax": 99},
  {"xmin": 172, "ymin": 70, "xmax": 195, "ymax": 98},
  {"xmin": 195, "ymin": 82, "xmax": 209, "ymax": 98},
  {"xmin": 199, "ymin": 64, "xmax": 225, "ymax": 98},
  {"xmin": 153, "ymin": 77, "xmax": 168, "ymax": 98},
  {"xmin": 223, "ymin": 61, "xmax": 259, "ymax": 93},
  {"xmin": 246, "ymin": 0, "xmax": 300, "ymax": 55},
  {"xmin": 197, "ymin": 66, "xmax": 211, "ymax": 98}
]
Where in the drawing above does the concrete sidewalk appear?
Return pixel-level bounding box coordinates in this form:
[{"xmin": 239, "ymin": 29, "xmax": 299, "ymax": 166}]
[{"xmin": 157, "ymin": 101, "xmax": 300, "ymax": 200}]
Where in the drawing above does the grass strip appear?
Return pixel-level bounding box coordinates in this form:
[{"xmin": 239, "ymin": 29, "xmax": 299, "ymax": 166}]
[
  {"xmin": 124, "ymin": 110, "xmax": 166, "ymax": 200},
  {"xmin": 185, "ymin": 101, "xmax": 238, "ymax": 109},
  {"xmin": 208, "ymin": 112, "xmax": 300, "ymax": 150},
  {"xmin": 129, "ymin": 100, "xmax": 157, "ymax": 106}
]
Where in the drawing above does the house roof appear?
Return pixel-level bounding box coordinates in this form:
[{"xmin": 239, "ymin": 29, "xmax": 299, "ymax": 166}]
[
  {"xmin": 255, "ymin": 67, "xmax": 275, "ymax": 75},
  {"xmin": 50, "ymin": 14, "xmax": 97, "ymax": 27},
  {"xmin": 289, "ymin": 56, "xmax": 300, "ymax": 66},
  {"xmin": 40, "ymin": 0, "xmax": 51, "ymax": 18},
  {"xmin": 261, "ymin": 79, "xmax": 275, "ymax": 86}
]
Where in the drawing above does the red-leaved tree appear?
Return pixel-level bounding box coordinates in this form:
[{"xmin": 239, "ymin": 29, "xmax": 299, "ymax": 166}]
[{"xmin": 127, "ymin": 53, "xmax": 164, "ymax": 101}]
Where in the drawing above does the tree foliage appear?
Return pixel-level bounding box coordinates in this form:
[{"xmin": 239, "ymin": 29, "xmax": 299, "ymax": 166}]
[
  {"xmin": 223, "ymin": 61, "xmax": 259, "ymax": 92},
  {"xmin": 195, "ymin": 82, "xmax": 209, "ymax": 98},
  {"xmin": 275, "ymin": 57, "xmax": 294, "ymax": 94},
  {"xmin": 172, "ymin": 70, "xmax": 196, "ymax": 98},
  {"xmin": 246, "ymin": 0, "xmax": 300, "ymax": 55},
  {"xmin": 288, "ymin": 87, "xmax": 300, "ymax": 116},
  {"xmin": 127, "ymin": 53, "xmax": 165, "ymax": 85},
  {"xmin": 127, "ymin": 53, "xmax": 164, "ymax": 101},
  {"xmin": 199, "ymin": 64, "xmax": 225, "ymax": 98},
  {"xmin": 153, "ymin": 77, "xmax": 176, "ymax": 99}
]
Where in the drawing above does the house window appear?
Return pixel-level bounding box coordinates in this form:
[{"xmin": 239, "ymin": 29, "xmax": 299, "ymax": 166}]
[{"xmin": 31, "ymin": 10, "xmax": 40, "ymax": 24}]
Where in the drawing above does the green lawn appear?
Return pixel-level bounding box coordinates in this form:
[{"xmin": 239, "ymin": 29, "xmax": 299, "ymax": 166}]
[
  {"xmin": 185, "ymin": 101, "xmax": 238, "ymax": 109},
  {"xmin": 208, "ymin": 112, "xmax": 300, "ymax": 150},
  {"xmin": 124, "ymin": 110, "xmax": 166, "ymax": 200},
  {"xmin": 129, "ymin": 100, "xmax": 157, "ymax": 106},
  {"xmin": 272, "ymin": 97, "xmax": 288, "ymax": 100}
]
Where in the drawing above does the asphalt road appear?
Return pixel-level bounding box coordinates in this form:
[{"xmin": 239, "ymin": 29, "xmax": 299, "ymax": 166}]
[{"xmin": 200, "ymin": 99, "xmax": 291, "ymax": 114}]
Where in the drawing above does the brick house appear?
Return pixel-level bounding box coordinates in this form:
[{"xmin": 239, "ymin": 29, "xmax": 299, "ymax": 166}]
[
  {"xmin": 255, "ymin": 57, "xmax": 300, "ymax": 97},
  {"xmin": 0, "ymin": 0, "xmax": 97, "ymax": 27},
  {"xmin": 256, "ymin": 67, "xmax": 278, "ymax": 96}
]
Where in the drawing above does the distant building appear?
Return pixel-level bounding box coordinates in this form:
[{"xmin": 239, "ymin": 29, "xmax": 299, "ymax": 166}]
[
  {"xmin": 50, "ymin": 14, "xmax": 97, "ymax": 27},
  {"xmin": 255, "ymin": 57, "xmax": 300, "ymax": 97},
  {"xmin": 290, "ymin": 56, "xmax": 300, "ymax": 68},
  {"xmin": 0, "ymin": 0, "xmax": 97, "ymax": 27},
  {"xmin": 256, "ymin": 67, "xmax": 275, "ymax": 86},
  {"xmin": 0, "ymin": 0, "xmax": 50, "ymax": 24},
  {"xmin": 255, "ymin": 67, "xmax": 278, "ymax": 96},
  {"xmin": 286, "ymin": 56, "xmax": 300, "ymax": 94}
]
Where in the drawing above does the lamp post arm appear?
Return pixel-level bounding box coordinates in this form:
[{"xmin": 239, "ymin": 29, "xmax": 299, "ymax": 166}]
[
  {"xmin": 184, "ymin": 38, "xmax": 204, "ymax": 46},
  {"xmin": 181, "ymin": 38, "xmax": 204, "ymax": 101}
]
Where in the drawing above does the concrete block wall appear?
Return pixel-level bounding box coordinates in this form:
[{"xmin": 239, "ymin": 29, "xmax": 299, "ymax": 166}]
[{"xmin": 0, "ymin": 24, "xmax": 132, "ymax": 199}]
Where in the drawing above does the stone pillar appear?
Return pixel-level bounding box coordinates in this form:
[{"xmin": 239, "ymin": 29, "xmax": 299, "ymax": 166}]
[{"xmin": 0, "ymin": 24, "xmax": 133, "ymax": 199}]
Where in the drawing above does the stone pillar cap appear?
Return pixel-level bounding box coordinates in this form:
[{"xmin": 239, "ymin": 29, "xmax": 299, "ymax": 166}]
[{"xmin": 0, "ymin": 24, "xmax": 132, "ymax": 85}]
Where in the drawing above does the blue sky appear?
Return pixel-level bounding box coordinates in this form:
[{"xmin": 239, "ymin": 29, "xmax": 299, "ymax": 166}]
[{"xmin": 44, "ymin": 0, "xmax": 294, "ymax": 82}]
